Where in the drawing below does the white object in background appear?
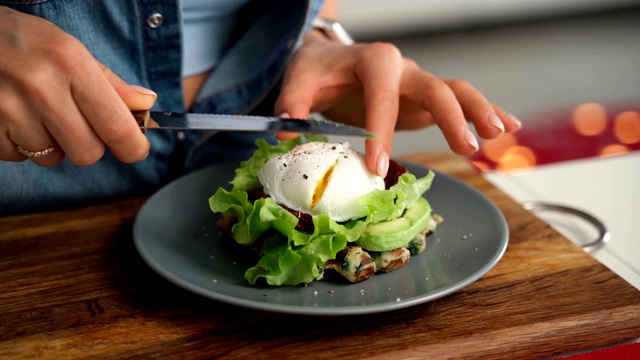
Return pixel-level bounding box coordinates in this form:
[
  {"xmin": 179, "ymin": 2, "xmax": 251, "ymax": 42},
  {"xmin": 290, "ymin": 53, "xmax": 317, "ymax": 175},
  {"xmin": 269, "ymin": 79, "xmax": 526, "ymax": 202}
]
[{"xmin": 484, "ymin": 152, "xmax": 640, "ymax": 290}]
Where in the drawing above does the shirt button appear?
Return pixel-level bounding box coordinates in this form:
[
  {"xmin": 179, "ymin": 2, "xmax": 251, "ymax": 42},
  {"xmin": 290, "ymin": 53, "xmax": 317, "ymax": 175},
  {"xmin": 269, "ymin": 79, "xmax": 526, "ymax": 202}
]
[{"xmin": 146, "ymin": 13, "xmax": 164, "ymax": 28}]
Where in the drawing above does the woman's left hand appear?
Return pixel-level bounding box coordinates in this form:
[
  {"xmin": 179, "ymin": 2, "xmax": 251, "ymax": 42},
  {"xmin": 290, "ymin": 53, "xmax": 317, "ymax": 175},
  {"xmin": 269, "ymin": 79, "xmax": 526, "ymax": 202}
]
[{"xmin": 275, "ymin": 29, "xmax": 521, "ymax": 177}]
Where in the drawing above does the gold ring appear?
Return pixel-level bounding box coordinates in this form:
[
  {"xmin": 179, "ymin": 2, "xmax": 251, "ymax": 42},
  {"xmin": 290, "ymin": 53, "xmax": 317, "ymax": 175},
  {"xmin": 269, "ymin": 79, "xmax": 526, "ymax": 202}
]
[{"xmin": 16, "ymin": 145, "xmax": 55, "ymax": 158}]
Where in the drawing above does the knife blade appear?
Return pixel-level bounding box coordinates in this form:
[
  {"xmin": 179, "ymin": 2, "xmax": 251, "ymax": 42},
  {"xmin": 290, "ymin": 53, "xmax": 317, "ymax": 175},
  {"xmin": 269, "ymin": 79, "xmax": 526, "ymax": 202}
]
[{"xmin": 132, "ymin": 110, "xmax": 375, "ymax": 138}]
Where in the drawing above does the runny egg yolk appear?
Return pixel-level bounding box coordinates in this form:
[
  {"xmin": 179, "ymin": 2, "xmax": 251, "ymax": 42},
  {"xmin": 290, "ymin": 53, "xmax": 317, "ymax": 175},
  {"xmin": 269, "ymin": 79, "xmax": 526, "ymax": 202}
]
[{"xmin": 311, "ymin": 160, "xmax": 337, "ymax": 210}]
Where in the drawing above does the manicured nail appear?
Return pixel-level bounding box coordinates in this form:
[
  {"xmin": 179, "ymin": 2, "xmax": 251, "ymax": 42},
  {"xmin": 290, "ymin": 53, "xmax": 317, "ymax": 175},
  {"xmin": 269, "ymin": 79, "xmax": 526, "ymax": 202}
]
[
  {"xmin": 278, "ymin": 112, "xmax": 290, "ymax": 118},
  {"xmin": 489, "ymin": 113, "xmax": 505, "ymax": 132},
  {"xmin": 464, "ymin": 128, "xmax": 479, "ymax": 152},
  {"xmin": 130, "ymin": 85, "xmax": 157, "ymax": 98},
  {"xmin": 377, "ymin": 151, "xmax": 389, "ymax": 178},
  {"xmin": 508, "ymin": 113, "xmax": 522, "ymax": 129}
]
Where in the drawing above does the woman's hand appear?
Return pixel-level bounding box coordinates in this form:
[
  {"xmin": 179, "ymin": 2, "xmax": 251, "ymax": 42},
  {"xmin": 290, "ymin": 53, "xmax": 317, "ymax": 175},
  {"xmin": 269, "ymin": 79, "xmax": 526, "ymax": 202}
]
[
  {"xmin": 0, "ymin": 6, "xmax": 156, "ymax": 167},
  {"xmin": 275, "ymin": 29, "xmax": 521, "ymax": 177}
]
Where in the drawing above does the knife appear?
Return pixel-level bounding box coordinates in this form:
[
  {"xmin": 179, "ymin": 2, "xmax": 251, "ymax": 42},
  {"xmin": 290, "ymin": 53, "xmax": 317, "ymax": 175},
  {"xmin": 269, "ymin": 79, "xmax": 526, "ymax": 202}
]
[{"xmin": 132, "ymin": 110, "xmax": 376, "ymax": 138}]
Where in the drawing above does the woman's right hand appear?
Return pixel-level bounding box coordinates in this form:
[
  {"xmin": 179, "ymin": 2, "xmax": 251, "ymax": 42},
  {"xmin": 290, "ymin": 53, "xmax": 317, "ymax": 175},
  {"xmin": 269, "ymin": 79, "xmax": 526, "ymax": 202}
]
[{"xmin": 0, "ymin": 6, "xmax": 157, "ymax": 167}]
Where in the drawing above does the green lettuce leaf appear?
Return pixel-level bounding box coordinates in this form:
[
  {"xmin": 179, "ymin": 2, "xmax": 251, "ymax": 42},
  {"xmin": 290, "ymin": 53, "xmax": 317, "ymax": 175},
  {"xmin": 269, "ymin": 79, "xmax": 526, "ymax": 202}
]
[
  {"xmin": 209, "ymin": 137, "xmax": 434, "ymax": 286},
  {"xmin": 358, "ymin": 171, "xmax": 435, "ymax": 224}
]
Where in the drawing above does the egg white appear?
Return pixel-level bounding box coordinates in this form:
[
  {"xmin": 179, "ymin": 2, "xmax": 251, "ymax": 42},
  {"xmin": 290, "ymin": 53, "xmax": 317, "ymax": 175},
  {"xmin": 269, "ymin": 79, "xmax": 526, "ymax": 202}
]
[{"xmin": 258, "ymin": 142, "xmax": 385, "ymax": 222}]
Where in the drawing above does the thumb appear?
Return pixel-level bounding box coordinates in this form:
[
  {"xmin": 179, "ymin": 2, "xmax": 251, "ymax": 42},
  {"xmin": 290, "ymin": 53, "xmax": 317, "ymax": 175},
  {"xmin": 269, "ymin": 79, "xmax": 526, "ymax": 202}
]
[
  {"xmin": 123, "ymin": 84, "xmax": 158, "ymax": 110},
  {"xmin": 99, "ymin": 63, "xmax": 157, "ymax": 110}
]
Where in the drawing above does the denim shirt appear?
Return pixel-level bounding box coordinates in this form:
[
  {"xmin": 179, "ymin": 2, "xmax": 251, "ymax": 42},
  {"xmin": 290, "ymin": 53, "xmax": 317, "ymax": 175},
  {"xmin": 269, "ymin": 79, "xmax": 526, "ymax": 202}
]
[{"xmin": 0, "ymin": 0, "xmax": 323, "ymax": 214}]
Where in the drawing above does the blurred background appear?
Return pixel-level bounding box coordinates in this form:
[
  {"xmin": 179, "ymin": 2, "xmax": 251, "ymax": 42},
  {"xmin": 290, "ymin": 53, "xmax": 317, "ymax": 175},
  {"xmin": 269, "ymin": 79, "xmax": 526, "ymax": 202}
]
[
  {"xmin": 333, "ymin": 0, "xmax": 640, "ymax": 157},
  {"xmin": 335, "ymin": 1, "xmax": 640, "ymax": 290}
]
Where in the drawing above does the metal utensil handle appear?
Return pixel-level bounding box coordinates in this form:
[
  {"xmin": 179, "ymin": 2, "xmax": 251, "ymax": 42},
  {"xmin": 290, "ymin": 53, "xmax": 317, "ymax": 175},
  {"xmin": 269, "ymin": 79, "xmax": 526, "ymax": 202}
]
[
  {"xmin": 522, "ymin": 201, "xmax": 610, "ymax": 253},
  {"xmin": 132, "ymin": 110, "xmax": 151, "ymax": 133}
]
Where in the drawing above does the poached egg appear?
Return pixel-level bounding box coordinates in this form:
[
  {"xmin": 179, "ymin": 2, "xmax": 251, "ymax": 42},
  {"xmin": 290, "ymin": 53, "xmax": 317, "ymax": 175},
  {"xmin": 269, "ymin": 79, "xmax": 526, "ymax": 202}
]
[{"xmin": 258, "ymin": 142, "xmax": 385, "ymax": 222}]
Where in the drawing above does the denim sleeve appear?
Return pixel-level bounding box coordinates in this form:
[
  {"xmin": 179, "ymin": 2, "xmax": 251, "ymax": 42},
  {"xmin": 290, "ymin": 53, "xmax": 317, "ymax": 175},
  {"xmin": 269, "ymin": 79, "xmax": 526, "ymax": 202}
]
[{"xmin": 0, "ymin": 0, "xmax": 324, "ymax": 215}]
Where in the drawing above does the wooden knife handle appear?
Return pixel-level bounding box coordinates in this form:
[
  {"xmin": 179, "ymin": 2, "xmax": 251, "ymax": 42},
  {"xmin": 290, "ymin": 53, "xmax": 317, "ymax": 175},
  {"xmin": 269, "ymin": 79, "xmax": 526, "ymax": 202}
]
[{"xmin": 132, "ymin": 110, "xmax": 151, "ymax": 133}]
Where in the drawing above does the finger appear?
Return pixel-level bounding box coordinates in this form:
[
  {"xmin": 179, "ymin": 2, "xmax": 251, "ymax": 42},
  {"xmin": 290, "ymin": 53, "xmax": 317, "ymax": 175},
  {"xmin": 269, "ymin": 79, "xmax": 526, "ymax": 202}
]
[
  {"xmin": 275, "ymin": 133, "xmax": 300, "ymax": 141},
  {"xmin": 491, "ymin": 103, "xmax": 522, "ymax": 133},
  {"xmin": 71, "ymin": 61, "xmax": 150, "ymax": 163},
  {"xmin": 274, "ymin": 74, "xmax": 319, "ymax": 141},
  {"xmin": 0, "ymin": 132, "xmax": 28, "ymax": 162},
  {"xmin": 15, "ymin": 142, "xmax": 64, "ymax": 167},
  {"xmin": 0, "ymin": 98, "xmax": 65, "ymax": 166},
  {"xmin": 6, "ymin": 129, "xmax": 63, "ymax": 167},
  {"xmin": 357, "ymin": 43, "xmax": 404, "ymax": 177},
  {"xmin": 274, "ymin": 113, "xmax": 300, "ymax": 141},
  {"xmin": 11, "ymin": 117, "xmax": 66, "ymax": 167},
  {"xmin": 275, "ymin": 80, "xmax": 315, "ymax": 119},
  {"xmin": 403, "ymin": 67, "xmax": 478, "ymax": 155},
  {"xmin": 34, "ymin": 88, "xmax": 107, "ymax": 167},
  {"xmin": 99, "ymin": 63, "xmax": 157, "ymax": 110},
  {"xmin": 0, "ymin": 96, "xmax": 29, "ymax": 162},
  {"xmin": 444, "ymin": 79, "xmax": 504, "ymax": 140}
]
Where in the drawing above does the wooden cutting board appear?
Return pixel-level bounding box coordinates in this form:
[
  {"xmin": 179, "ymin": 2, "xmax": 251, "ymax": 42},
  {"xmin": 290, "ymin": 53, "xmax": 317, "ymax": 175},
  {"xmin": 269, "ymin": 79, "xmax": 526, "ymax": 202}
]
[{"xmin": 0, "ymin": 152, "xmax": 638, "ymax": 359}]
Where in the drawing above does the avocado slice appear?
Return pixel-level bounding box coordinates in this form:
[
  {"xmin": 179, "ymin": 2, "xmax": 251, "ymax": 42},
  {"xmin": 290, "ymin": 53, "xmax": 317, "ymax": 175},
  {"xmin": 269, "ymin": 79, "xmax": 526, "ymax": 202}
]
[{"xmin": 356, "ymin": 197, "xmax": 432, "ymax": 252}]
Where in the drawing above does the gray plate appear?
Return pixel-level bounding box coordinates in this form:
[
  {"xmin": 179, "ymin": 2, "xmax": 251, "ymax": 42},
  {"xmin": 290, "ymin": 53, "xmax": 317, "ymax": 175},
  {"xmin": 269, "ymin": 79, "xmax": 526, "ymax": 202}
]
[{"xmin": 133, "ymin": 162, "xmax": 508, "ymax": 316}]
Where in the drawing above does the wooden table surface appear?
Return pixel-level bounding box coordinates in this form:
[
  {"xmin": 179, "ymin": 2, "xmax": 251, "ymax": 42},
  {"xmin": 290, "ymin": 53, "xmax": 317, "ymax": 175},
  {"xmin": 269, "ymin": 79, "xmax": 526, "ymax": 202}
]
[{"xmin": 1, "ymin": 152, "xmax": 639, "ymax": 359}]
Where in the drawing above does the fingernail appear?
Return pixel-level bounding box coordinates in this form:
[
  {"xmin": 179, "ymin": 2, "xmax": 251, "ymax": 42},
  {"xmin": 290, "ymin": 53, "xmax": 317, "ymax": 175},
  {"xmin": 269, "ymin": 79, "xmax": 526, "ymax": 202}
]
[
  {"xmin": 464, "ymin": 128, "xmax": 479, "ymax": 152},
  {"xmin": 508, "ymin": 113, "xmax": 522, "ymax": 129},
  {"xmin": 377, "ymin": 151, "xmax": 389, "ymax": 178},
  {"xmin": 278, "ymin": 112, "xmax": 290, "ymax": 119},
  {"xmin": 489, "ymin": 113, "xmax": 505, "ymax": 132},
  {"xmin": 130, "ymin": 84, "xmax": 157, "ymax": 98}
]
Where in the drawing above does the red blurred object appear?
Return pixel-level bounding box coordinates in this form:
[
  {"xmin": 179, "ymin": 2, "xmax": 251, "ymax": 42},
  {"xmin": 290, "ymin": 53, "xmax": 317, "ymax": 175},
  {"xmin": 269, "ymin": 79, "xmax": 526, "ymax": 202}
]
[
  {"xmin": 565, "ymin": 341, "xmax": 640, "ymax": 359},
  {"xmin": 468, "ymin": 102, "xmax": 640, "ymax": 173}
]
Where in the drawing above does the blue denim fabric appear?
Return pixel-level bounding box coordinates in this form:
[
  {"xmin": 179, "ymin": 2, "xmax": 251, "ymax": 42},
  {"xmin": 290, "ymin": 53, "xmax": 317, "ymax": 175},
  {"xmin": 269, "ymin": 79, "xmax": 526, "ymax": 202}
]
[{"xmin": 0, "ymin": 0, "xmax": 323, "ymax": 215}]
